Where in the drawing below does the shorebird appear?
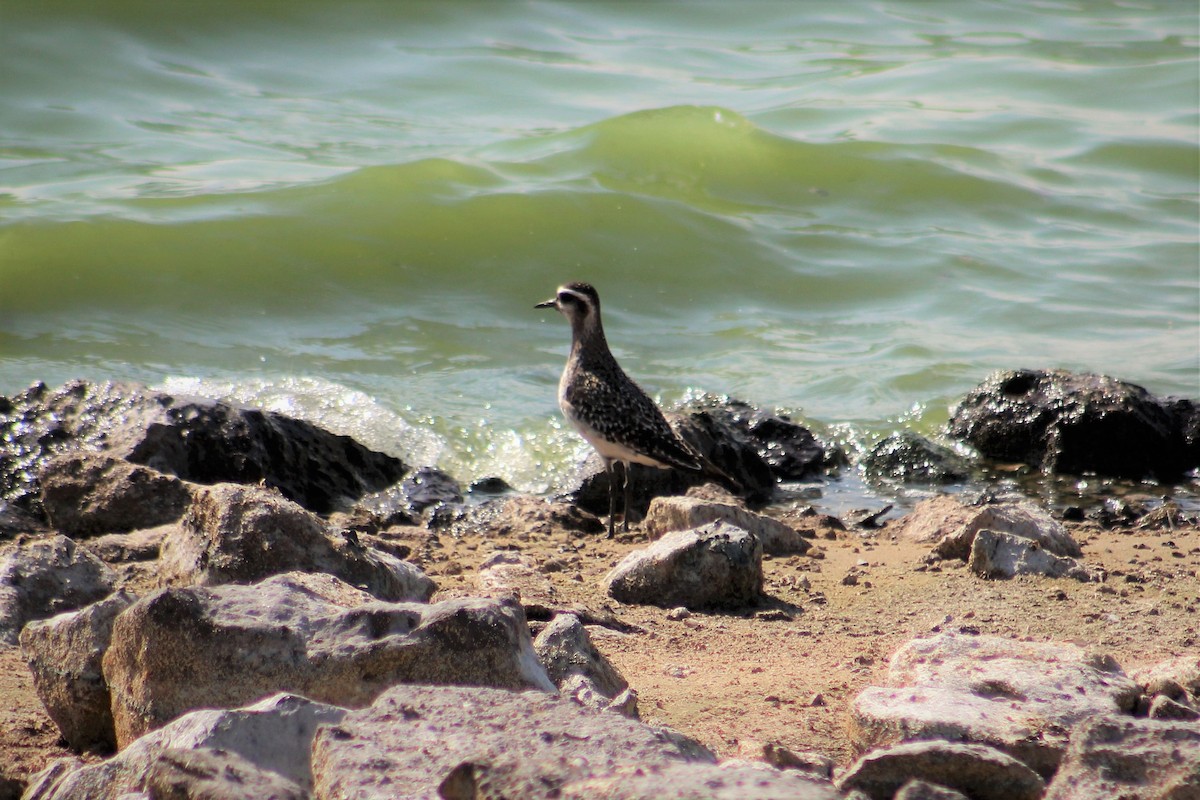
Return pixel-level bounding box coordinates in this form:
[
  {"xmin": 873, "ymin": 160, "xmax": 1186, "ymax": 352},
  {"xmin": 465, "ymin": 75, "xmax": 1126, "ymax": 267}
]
[{"xmin": 536, "ymin": 281, "xmax": 702, "ymax": 537}]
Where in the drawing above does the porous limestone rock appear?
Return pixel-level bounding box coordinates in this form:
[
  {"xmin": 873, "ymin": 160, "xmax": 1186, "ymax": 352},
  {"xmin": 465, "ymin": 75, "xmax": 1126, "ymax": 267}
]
[
  {"xmin": 0, "ymin": 536, "xmax": 117, "ymax": 645},
  {"xmin": 19, "ymin": 591, "xmax": 136, "ymax": 751},
  {"xmin": 605, "ymin": 521, "xmax": 762, "ymax": 609},
  {"xmin": 158, "ymin": 483, "xmax": 435, "ymax": 601},
  {"xmin": 850, "ymin": 633, "xmax": 1141, "ymax": 778},
  {"xmin": 102, "ymin": 572, "xmax": 552, "ymax": 746},
  {"xmin": 643, "ymin": 495, "xmax": 811, "ymax": 555},
  {"xmin": 310, "ymin": 683, "xmax": 716, "ymax": 800}
]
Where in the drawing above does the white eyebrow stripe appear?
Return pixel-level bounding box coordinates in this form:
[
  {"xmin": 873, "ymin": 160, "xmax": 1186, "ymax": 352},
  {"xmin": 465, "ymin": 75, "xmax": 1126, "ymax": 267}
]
[{"xmin": 558, "ymin": 288, "xmax": 591, "ymax": 304}]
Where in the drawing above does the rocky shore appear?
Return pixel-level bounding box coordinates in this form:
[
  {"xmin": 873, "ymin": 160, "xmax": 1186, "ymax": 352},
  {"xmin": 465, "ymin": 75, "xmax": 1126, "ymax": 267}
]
[{"xmin": 1, "ymin": 374, "xmax": 1197, "ymax": 800}]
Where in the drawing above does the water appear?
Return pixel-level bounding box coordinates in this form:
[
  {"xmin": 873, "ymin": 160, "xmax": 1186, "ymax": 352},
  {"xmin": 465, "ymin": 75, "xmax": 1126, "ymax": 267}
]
[{"xmin": 2, "ymin": 2, "xmax": 1197, "ymax": 511}]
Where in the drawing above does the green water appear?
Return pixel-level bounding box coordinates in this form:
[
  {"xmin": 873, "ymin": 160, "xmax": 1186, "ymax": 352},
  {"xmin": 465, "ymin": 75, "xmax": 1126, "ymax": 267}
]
[{"xmin": 1, "ymin": 2, "xmax": 1197, "ymax": 507}]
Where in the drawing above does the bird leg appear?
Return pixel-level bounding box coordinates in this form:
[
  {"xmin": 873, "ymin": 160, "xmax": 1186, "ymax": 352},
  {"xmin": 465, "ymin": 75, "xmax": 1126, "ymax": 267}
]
[
  {"xmin": 621, "ymin": 461, "xmax": 632, "ymax": 532},
  {"xmin": 604, "ymin": 459, "xmax": 616, "ymax": 539}
]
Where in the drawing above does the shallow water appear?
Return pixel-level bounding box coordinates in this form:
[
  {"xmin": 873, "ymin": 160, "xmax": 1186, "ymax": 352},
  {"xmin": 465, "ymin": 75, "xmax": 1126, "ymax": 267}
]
[{"xmin": 2, "ymin": 2, "xmax": 1197, "ymax": 511}]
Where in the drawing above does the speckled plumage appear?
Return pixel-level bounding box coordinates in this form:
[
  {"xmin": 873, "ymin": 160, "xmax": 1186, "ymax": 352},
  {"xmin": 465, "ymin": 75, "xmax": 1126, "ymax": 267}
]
[{"xmin": 537, "ymin": 282, "xmax": 701, "ymax": 537}]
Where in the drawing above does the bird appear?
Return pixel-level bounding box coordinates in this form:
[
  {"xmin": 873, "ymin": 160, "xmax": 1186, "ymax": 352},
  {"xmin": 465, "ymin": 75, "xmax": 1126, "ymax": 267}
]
[{"xmin": 536, "ymin": 281, "xmax": 702, "ymax": 538}]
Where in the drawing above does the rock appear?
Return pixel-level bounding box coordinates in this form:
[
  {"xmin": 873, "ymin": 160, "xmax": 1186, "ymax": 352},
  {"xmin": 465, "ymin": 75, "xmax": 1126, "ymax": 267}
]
[
  {"xmin": 947, "ymin": 369, "xmax": 1196, "ymax": 480},
  {"xmin": 912, "ymin": 499, "xmax": 1083, "ymax": 561},
  {"xmin": 477, "ymin": 551, "xmax": 558, "ymax": 606},
  {"xmin": 757, "ymin": 742, "xmax": 834, "ymax": 778},
  {"xmin": 644, "ymin": 495, "xmax": 811, "ymax": 555},
  {"xmin": 534, "ymin": 613, "xmax": 629, "ymax": 710},
  {"xmin": 836, "ymin": 741, "xmax": 1044, "ymax": 800},
  {"xmin": 1043, "ymin": 714, "xmax": 1200, "ymax": 800},
  {"xmin": 1130, "ymin": 656, "xmax": 1200, "ymax": 705},
  {"xmin": 0, "ymin": 536, "xmax": 117, "ymax": 645},
  {"xmin": 605, "ymin": 521, "xmax": 763, "ymax": 609},
  {"xmin": 23, "ymin": 693, "xmax": 346, "ymax": 800},
  {"xmin": 158, "ymin": 483, "xmax": 435, "ymax": 601},
  {"xmin": 849, "ymin": 633, "xmax": 1141, "ymax": 777},
  {"xmin": 102, "ymin": 572, "xmax": 552, "ymax": 745},
  {"xmin": 968, "ymin": 529, "xmax": 1100, "ymax": 582},
  {"xmin": 894, "ymin": 779, "xmax": 970, "ymax": 800},
  {"xmin": 19, "ymin": 591, "xmax": 136, "ymax": 751},
  {"xmin": 456, "ymin": 495, "xmax": 606, "ymax": 537},
  {"xmin": 0, "ymin": 379, "xmax": 407, "ymax": 517},
  {"xmin": 399, "ymin": 465, "xmax": 463, "ymax": 513},
  {"xmin": 559, "ymin": 761, "xmax": 845, "ymax": 799},
  {"xmin": 309, "ymin": 683, "xmax": 716, "ymax": 800},
  {"xmin": 143, "ymin": 747, "xmax": 307, "ymax": 800},
  {"xmin": 0, "ymin": 501, "xmax": 49, "ymax": 538},
  {"xmin": 38, "ymin": 453, "xmax": 191, "ymax": 538},
  {"xmin": 1148, "ymin": 695, "xmax": 1200, "ymax": 721},
  {"xmin": 83, "ymin": 526, "xmax": 169, "ymax": 564},
  {"xmin": 682, "ymin": 396, "xmax": 829, "ymax": 481},
  {"xmin": 862, "ymin": 431, "xmax": 971, "ymax": 484}
]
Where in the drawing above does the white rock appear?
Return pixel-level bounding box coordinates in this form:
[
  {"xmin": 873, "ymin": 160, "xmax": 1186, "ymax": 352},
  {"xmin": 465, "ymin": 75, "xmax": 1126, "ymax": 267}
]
[
  {"xmin": 968, "ymin": 529, "xmax": 1100, "ymax": 581},
  {"xmin": 644, "ymin": 495, "xmax": 811, "ymax": 555},
  {"xmin": 849, "ymin": 633, "xmax": 1141, "ymax": 778}
]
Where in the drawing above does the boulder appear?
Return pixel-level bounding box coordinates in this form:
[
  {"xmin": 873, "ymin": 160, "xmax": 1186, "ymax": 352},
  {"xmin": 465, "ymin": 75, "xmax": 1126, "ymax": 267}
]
[
  {"xmin": 605, "ymin": 521, "xmax": 763, "ymax": 609},
  {"xmin": 947, "ymin": 369, "xmax": 1196, "ymax": 480},
  {"xmin": 836, "ymin": 741, "xmax": 1044, "ymax": 800},
  {"xmin": 849, "ymin": 633, "xmax": 1141, "ymax": 777},
  {"xmin": 0, "ymin": 536, "xmax": 117, "ymax": 645},
  {"xmin": 158, "ymin": 483, "xmax": 435, "ymax": 601},
  {"xmin": 23, "ymin": 693, "xmax": 346, "ymax": 800},
  {"xmin": 862, "ymin": 431, "xmax": 971, "ymax": 484},
  {"xmin": 968, "ymin": 529, "xmax": 1100, "ymax": 582},
  {"xmin": 644, "ymin": 495, "xmax": 811, "ymax": 555},
  {"xmin": 309, "ymin": 683, "xmax": 715, "ymax": 800},
  {"xmin": 37, "ymin": 453, "xmax": 191, "ymax": 538},
  {"xmin": 19, "ymin": 591, "xmax": 136, "ymax": 751},
  {"xmin": 681, "ymin": 396, "xmax": 829, "ymax": 481},
  {"xmin": 102, "ymin": 572, "xmax": 552, "ymax": 746},
  {"xmin": 914, "ymin": 499, "xmax": 1082, "ymax": 561},
  {"xmin": 559, "ymin": 762, "xmax": 844, "ymax": 799},
  {"xmin": 1129, "ymin": 655, "xmax": 1200, "ymax": 707},
  {"xmin": 1043, "ymin": 714, "xmax": 1200, "ymax": 800},
  {"xmin": 534, "ymin": 613, "xmax": 630, "ymax": 712},
  {"xmin": 0, "ymin": 379, "xmax": 407, "ymax": 516}
]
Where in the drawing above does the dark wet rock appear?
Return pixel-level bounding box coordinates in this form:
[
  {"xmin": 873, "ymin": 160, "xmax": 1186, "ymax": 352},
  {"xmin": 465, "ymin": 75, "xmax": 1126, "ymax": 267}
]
[
  {"xmin": 1043, "ymin": 714, "xmax": 1200, "ymax": 800},
  {"xmin": 400, "ymin": 465, "xmax": 463, "ymax": 513},
  {"xmin": 158, "ymin": 483, "xmax": 435, "ymax": 601},
  {"xmin": 309, "ymin": 683, "xmax": 716, "ymax": 800},
  {"xmin": 102, "ymin": 572, "xmax": 553, "ymax": 746},
  {"xmin": 23, "ymin": 692, "xmax": 345, "ymax": 800},
  {"xmin": 606, "ymin": 521, "xmax": 763, "ymax": 610},
  {"xmin": 0, "ymin": 379, "xmax": 407, "ymax": 517},
  {"xmin": 468, "ymin": 475, "xmax": 514, "ymax": 495},
  {"xmin": 948, "ymin": 369, "xmax": 1197, "ymax": 480},
  {"xmin": 862, "ymin": 431, "xmax": 971, "ymax": 484},
  {"xmin": 534, "ymin": 613, "xmax": 630, "ymax": 712},
  {"xmin": 969, "ymin": 529, "xmax": 1101, "ymax": 582},
  {"xmin": 850, "ymin": 632, "xmax": 1141, "ymax": 778},
  {"xmin": 38, "ymin": 453, "xmax": 191, "ymax": 538},
  {"xmin": 683, "ymin": 396, "xmax": 831, "ymax": 481},
  {"xmin": 19, "ymin": 590, "xmax": 136, "ymax": 752},
  {"xmin": 836, "ymin": 741, "xmax": 1045, "ymax": 800},
  {"xmin": 644, "ymin": 495, "xmax": 811, "ymax": 555},
  {"xmin": 0, "ymin": 535, "xmax": 117, "ymax": 645},
  {"xmin": 0, "ymin": 501, "xmax": 50, "ymax": 539}
]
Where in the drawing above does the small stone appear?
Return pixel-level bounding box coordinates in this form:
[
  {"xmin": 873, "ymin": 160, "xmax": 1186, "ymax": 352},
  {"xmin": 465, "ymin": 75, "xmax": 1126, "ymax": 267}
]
[{"xmin": 666, "ymin": 607, "xmax": 691, "ymax": 621}]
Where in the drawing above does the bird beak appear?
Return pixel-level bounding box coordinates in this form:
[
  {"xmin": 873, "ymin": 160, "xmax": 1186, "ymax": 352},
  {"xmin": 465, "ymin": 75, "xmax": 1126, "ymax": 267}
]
[{"xmin": 534, "ymin": 298, "xmax": 557, "ymax": 310}]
